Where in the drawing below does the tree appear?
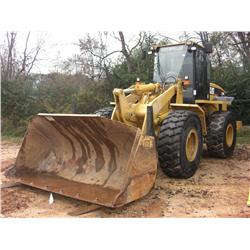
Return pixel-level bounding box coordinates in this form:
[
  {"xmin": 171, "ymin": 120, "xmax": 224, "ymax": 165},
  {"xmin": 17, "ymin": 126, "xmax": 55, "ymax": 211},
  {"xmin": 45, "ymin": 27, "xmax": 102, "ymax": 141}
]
[
  {"xmin": 1, "ymin": 31, "xmax": 46, "ymax": 135},
  {"xmin": 228, "ymin": 32, "xmax": 250, "ymax": 72},
  {"xmin": 113, "ymin": 31, "xmax": 147, "ymax": 74},
  {"xmin": 109, "ymin": 32, "xmax": 156, "ymax": 88},
  {"xmin": 0, "ymin": 31, "xmax": 45, "ymax": 81},
  {"xmin": 77, "ymin": 32, "xmax": 120, "ymax": 80}
]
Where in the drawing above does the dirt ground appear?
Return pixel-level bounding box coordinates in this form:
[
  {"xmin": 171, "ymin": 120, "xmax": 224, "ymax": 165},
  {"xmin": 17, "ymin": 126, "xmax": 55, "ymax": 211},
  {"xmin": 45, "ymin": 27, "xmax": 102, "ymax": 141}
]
[{"xmin": 1, "ymin": 140, "xmax": 250, "ymax": 218}]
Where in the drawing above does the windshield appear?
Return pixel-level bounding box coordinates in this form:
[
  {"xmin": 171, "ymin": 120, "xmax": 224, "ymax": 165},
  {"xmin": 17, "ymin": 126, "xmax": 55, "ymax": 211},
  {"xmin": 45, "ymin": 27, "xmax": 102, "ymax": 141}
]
[{"xmin": 153, "ymin": 45, "xmax": 188, "ymax": 83}]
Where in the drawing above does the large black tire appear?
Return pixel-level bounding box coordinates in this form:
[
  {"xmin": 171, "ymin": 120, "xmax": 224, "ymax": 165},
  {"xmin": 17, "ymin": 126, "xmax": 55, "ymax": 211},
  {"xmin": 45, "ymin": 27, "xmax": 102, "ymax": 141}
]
[
  {"xmin": 206, "ymin": 111, "xmax": 236, "ymax": 158},
  {"xmin": 157, "ymin": 110, "xmax": 203, "ymax": 178},
  {"xmin": 94, "ymin": 107, "xmax": 113, "ymax": 119}
]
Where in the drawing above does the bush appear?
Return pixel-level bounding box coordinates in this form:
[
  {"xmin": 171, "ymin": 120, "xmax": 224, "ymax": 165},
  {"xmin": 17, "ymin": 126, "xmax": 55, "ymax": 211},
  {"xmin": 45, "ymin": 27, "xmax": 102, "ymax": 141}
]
[{"xmin": 1, "ymin": 118, "xmax": 28, "ymax": 137}]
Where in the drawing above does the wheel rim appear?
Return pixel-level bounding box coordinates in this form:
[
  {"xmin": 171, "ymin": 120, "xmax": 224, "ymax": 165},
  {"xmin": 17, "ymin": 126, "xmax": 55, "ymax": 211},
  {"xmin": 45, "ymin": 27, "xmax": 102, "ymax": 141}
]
[
  {"xmin": 185, "ymin": 128, "xmax": 199, "ymax": 162},
  {"xmin": 226, "ymin": 123, "xmax": 234, "ymax": 147}
]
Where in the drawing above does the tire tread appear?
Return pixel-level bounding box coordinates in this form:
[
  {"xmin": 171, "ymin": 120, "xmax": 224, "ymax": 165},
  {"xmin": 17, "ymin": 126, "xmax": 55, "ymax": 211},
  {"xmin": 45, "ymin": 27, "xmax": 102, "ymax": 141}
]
[{"xmin": 158, "ymin": 110, "xmax": 200, "ymax": 178}]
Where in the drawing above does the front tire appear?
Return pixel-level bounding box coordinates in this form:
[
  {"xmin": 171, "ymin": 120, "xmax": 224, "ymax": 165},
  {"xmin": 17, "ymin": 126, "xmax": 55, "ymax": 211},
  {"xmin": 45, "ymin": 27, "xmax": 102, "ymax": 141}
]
[
  {"xmin": 94, "ymin": 107, "xmax": 113, "ymax": 119},
  {"xmin": 206, "ymin": 111, "xmax": 236, "ymax": 158},
  {"xmin": 157, "ymin": 110, "xmax": 203, "ymax": 178}
]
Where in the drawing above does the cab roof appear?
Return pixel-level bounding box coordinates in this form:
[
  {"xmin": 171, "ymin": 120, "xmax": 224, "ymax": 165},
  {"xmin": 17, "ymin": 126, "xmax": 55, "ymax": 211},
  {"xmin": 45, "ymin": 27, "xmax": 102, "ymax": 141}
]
[{"xmin": 154, "ymin": 41, "xmax": 205, "ymax": 51}]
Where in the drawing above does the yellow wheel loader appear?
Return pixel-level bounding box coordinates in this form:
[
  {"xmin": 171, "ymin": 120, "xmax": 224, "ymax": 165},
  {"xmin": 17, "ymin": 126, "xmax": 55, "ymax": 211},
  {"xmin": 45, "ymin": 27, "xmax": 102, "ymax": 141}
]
[{"xmin": 6, "ymin": 42, "xmax": 236, "ymax": 208}]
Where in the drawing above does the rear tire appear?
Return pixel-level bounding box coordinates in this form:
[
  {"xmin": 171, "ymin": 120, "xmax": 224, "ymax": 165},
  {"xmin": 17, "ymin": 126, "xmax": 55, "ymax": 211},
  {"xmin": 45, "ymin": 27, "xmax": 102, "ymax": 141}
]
[
  {"xmin": 206, "ymin": 111, "xmax": 236, "ymax": 158},
  {"xmin": 157, "ymin": 110, "xmax": 203, "ymax": 178},
  {"xmin": 94, "ymin": 107, "xmax": 113, "ymax": 119}
]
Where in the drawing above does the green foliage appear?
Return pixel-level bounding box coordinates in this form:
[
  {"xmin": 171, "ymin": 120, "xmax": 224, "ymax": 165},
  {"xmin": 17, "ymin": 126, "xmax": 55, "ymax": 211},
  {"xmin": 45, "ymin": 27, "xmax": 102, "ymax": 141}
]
[
  {"xmin": 237, "ymin": 127, "xmax": 250, "ymax": 144},
  {"xmin": 1, "ymin": 73, "xmax": 108, "ymax": 137},
  {"xmin": 108, "ymin": 47, "xmax": 155, "ymax": 91},
  {"xmin": 1, "ymin": 78, "xmax": 41, "ymax": 137},
  {"xmin": 209, "ymin": 31, "xmax": 250, "ymax": 124},
  {"xmin": 111, "ymin": 54, "xmax": 154, "ymax": 87},
  {"xmin": 76, "ymin": 84, "xmax": 109, "ymax": 113},
  {"xmin": 36, "ymin": 73, "xmax": 81, "ymax": 113},
  {"xmin": 211, "ymin": 64, "xmax": 250, "ymax": 124},
  {"xmin": 1, "ymin": 118, "xmax": 28, "ymax": 137}
]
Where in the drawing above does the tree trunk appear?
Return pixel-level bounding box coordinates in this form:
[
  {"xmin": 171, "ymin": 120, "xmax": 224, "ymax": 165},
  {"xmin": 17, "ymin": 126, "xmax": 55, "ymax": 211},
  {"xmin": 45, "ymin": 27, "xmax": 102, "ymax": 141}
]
[{"xmin": 118, "ymin": 31, "xmax": 132, "ymax": 73}]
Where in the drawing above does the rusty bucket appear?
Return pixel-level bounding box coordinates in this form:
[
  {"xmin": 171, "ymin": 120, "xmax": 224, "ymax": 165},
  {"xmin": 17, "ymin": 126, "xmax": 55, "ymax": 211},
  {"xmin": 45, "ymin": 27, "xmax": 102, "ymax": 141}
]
[{"xmin": 7, "ymin": 114, "xmax": 158, "ymax": 207}]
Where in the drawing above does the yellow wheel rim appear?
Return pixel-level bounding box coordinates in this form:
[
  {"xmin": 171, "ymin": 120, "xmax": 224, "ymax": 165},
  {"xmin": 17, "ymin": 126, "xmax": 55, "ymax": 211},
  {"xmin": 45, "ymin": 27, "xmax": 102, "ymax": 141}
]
[
  {"xmin": 185, "ymin": 128, "xmax": 199, "ymax": 162},
  {"xmin": 226, "ymin": 123, "xmax": 234, "ymax": 147}
]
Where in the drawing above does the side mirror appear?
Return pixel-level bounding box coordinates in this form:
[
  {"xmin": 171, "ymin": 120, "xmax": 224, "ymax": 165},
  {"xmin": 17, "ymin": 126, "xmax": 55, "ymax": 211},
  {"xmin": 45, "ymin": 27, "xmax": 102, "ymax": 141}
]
[
  {"xmin": 204, "ymin": 43, "xmax": 213, "ymax": 53},
  {"xmin": 142, "ymin": 49, "xmax": 155, "ymax": 59}
]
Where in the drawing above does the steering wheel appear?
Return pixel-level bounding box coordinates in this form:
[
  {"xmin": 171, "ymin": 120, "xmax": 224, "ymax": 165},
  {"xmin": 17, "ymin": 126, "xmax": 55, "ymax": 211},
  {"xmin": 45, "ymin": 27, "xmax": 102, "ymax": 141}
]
[
  {"xmin": 165, "ymin": 75, "xmax": 177, "ymax": 82},
  {"xmin": 162, "ymin": 72, "xmax": 178, "ymax": 88}
]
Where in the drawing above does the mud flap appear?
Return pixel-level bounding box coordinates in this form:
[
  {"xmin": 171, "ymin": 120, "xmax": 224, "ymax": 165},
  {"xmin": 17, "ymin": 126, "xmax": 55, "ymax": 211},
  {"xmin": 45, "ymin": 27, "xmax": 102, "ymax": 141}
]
[{"xmin": 6, "ymin": 114, "xmax": 158, "ymax": 207}]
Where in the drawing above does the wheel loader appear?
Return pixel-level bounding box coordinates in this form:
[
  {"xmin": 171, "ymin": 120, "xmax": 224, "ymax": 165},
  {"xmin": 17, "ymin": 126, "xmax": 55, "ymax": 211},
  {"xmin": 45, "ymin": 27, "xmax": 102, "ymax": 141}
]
[{"xmin": 6, "ymin": 42, "xmax": 236, "ymax": 208}]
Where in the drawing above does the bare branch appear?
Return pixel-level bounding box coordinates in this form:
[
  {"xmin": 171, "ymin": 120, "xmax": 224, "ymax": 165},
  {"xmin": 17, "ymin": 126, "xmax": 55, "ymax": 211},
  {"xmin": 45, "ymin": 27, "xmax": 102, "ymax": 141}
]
[
  {"xmin": 1, "ymin": 31, "xmax": 45, "ymax": 80},
  {"xmin": 118, "ymin": 31, "xmax": 132, "ymax": 73},
  {"xmin": 128, "ymin": 32, "xmax": 145, "ymax": 56},
  {"xmin": 15, "ymin": 31, "xmax": 31, "ymax": 78},
  {"xmin": 26, "ymin": 44, "xmax": 42, "ymax": 75}
]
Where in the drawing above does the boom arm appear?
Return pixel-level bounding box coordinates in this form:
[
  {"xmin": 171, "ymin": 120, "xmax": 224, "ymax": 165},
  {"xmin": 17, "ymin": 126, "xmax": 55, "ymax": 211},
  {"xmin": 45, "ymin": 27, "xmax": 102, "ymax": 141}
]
[{"xmin": 112, "ymin": 81, "xmax": 181, "ymax": 136}]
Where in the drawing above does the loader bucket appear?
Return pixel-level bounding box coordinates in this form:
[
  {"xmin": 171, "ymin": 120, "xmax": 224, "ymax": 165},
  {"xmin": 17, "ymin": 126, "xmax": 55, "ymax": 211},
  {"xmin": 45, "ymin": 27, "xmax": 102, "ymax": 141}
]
[{"xmin": 7, "ymin": 114, "xmax": 158, "ymax": 207}]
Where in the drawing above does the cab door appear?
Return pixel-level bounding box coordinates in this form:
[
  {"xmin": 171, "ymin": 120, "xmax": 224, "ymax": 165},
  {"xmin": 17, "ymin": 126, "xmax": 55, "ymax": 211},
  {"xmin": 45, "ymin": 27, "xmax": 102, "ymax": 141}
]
[{"xmin": 195, "ymin": 50, "xmax": 209, "ymax": 100}]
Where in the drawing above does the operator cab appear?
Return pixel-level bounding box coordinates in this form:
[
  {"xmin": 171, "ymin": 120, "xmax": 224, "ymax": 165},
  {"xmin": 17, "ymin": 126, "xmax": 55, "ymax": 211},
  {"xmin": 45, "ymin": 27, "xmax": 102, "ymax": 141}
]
[{"xmin": 152, "ymin": 42, "xmax": 212, "ymax": 103}]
